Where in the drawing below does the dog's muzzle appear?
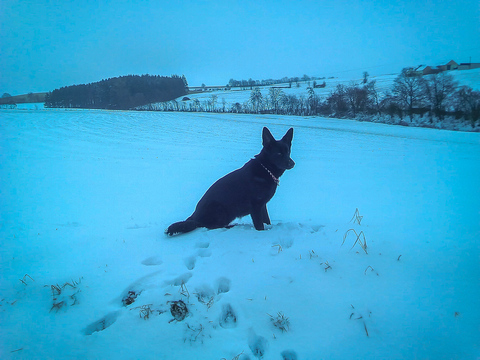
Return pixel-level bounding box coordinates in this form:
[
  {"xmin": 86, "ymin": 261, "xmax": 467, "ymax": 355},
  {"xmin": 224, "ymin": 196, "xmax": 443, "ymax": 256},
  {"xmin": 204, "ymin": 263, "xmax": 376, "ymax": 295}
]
[{"xmin": 286, "ymin": 159, "xmax": 295, "ymax": 169}]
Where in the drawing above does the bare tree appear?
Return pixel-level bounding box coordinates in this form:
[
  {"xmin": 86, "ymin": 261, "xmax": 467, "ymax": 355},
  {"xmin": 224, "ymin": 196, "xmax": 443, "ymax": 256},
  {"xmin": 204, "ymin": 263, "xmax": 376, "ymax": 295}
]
[
  {"xmin": 250, "ymin": 87, "xmax": 263, "ymax": 113},
  {"xmin": 268, "ymin": 87, "xmax": 283, "ymax": 114},
  {"xmin": 193, "ymin": 98, "xmax": 200, "ymax": 111},
  {"xmin": 423, "ymin": 72, "xmax": 458, "ymax": 119},
  {"xmin": 327, "ymin": 84, "xmax": 348, "ymax": 116},
  {"xmin": 366, "ymin": 80, "xmax": 380, "ymax": 114},
  {"xmin": 231, "ymin": 102, "xmax": 242, "ymax": 113},
  {"xmin": 307, "ymin": 87, "xmax": 319, "ymax": 115},
  {"xmin": 221, "ymin": 98, "xmax": 227, "ymax": 112},
  {"xmin": 344, "ymin": 82, "xmax": 370, "ymax": 117},
  {"xmin": 363, "ymin": 71, "xmax": 369, "ymax": 84},
  {"xmin": 210, "ymin": 94, "xmax": 218, "ymax": 111},
  {"xmin": 456, "ymin": 86, "xmax": 480, "ymax": 127},
  {"xmin": 392, "ymin": 68, "xmax": 426, "ymax": 120}
]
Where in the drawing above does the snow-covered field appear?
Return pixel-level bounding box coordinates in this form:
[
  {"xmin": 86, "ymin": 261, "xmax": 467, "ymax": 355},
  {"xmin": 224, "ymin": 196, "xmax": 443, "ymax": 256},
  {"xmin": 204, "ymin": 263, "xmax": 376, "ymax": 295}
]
[{"xmin": 1, "ymin": 109, "xmax": 479, "ymax": 359}]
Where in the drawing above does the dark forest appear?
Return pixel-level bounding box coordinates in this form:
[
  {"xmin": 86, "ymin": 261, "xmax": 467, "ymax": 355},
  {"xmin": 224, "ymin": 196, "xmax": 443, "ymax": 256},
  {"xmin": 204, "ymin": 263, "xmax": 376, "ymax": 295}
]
[{"xmin": 45, "ymin": 74, "xmax": 188, "ymax": 110}]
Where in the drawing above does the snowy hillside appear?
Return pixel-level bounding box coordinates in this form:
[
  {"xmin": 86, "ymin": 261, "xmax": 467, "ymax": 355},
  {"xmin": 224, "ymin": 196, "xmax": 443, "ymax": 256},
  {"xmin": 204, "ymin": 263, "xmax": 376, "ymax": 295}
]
[
  {"xmin": 178, "ymin": 68, "xmax": 480, "ymax": 107},
  {"xmin": 1, "ymin": 109, "xmax": 479, "ymax": 359},
  {"xmin": 177, "ymin": 74, "xmax": 396, "ymax": 106}
]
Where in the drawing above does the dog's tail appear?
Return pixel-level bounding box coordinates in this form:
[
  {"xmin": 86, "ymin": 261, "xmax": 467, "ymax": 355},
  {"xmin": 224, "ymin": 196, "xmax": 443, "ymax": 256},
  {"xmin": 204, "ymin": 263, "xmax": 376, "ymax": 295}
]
[{"xmin": 165, "ymin": 220, "xmax": 200, "ymax": 236}]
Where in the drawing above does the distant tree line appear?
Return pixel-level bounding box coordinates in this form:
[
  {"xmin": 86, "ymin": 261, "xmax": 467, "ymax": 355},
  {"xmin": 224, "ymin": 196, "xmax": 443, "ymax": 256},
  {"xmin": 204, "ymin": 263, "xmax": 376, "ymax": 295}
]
[
  {"xmin": 45, "ymin": 74, "xmax": 188, "ymax": 110},
  {"xmin": 227, "ymin": 74, "xmax": 327, "ymax": 89},
  {"xmin": 147, "ymin": 69, "xmax": 479, "ymax": 129},
  {"xmin": 325, "ymin": 70, "xmax": 480, "ymax": 127},
  {"xmin": 0, "ymin": 92, "xmax": 47, "ymax": 108}
]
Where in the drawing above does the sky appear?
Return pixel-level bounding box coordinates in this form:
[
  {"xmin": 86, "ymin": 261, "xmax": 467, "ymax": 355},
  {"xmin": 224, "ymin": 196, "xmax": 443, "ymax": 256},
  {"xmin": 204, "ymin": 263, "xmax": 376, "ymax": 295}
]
[{"xmin": 1, "ymin": 0, "xmax": 479, "ymax": 95}]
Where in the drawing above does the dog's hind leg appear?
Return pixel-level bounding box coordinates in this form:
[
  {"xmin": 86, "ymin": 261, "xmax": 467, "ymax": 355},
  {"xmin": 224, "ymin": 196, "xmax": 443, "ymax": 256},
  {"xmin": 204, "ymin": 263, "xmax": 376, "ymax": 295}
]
[{"xmin": 193, "ymin": 201, "xmax": 234, "ymax": 230}]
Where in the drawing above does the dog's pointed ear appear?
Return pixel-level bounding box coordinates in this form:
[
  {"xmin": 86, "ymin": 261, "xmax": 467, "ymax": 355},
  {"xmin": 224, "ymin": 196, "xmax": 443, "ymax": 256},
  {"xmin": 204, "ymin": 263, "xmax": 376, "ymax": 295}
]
[
  {"xmin": 262, "ymin": 127, "xmax": 275, "ymax": 146},
  {"xmin": 281, "ymin": 128, "xmax": 294, "ymax": 146}
]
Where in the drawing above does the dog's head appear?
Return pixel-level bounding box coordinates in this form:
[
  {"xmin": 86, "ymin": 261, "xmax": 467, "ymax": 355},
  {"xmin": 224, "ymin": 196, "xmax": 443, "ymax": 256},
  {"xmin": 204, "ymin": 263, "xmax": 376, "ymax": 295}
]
[{"xmin": 262, "ymin": 127, "xmax": 295, "ymax": 170}]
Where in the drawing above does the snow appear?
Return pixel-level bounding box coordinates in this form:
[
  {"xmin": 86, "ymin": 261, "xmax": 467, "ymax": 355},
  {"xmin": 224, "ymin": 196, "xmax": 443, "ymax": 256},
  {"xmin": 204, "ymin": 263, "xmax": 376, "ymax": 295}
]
[
  {"xmin": 1, "ymin": 109, "xmax": 479, "ymax": 359},
  {"xmin": 450, "ymin": 67, "xmax": 480, "ymax": 90}
]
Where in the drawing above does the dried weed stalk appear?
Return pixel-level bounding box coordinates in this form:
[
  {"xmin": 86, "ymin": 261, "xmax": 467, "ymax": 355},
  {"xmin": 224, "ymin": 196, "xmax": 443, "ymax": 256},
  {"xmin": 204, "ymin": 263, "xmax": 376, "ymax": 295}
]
[
  {"xmin": 46, "ymin": 278, "xmax": 83, "ymax": 312},
  {"xmin": 268, "ymin": 311, "xmax": 290, "ymax": 332},
  {"xmin": 342, "ymin": 229, "xmax": 368, "ymax": 254},
  {"xmin": 19, "ymin": 274, "xmax": 34, "ymax": 285},
  {"xmin": 350, "ymin": 208, "xmax": 363, "ymax": 225},
  {"xmin": 179, "ymin": 281, "xmax": 190, "ymax": 298},
  {"xmin": 272, "ymin": 244, "xmax": 283, "ymax": 253},
  {"xmin": 364, "ymin": 265, "xmax": 379, "ymax": 276}
]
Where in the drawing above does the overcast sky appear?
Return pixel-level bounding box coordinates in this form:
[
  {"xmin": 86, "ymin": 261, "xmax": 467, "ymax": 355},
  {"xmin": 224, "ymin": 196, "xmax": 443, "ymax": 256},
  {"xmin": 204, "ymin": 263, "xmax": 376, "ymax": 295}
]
[{"xmin": 1, "ymin": 0, "xmax": 479, "ymax": 95}]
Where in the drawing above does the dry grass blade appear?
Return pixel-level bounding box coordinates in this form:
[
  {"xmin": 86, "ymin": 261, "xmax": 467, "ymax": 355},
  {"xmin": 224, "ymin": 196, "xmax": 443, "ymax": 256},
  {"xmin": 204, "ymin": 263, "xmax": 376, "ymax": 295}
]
[
  {"xmin": 364, "ymin": 321, "xmax": 369, "ymax": 337},
  {"xmin": 342, "ymin": 229, "xmax": 368, "ymax": 254},
  {"xmin": 364, "ymin": 265, "xmax": 378, "ymax": 275},
  {"xmin": 342, "ymin": 229, "xmax": 354, "ymax": 246},
  {"xmin": 221, "ymin": 351, "xmax": 244, "ymax": 360},
  {"xmin": 62, "ymin": 278, "xmax": 82, "ymax": 289},
  {"xmin": 50, "ymin": 300, "xmax": 65, "ymax": 313},
  {"xmin": 268, "ymin": 311, "xmax": 290, "ymax": 332},
  {"xmin": 185, "ymin": 323, "xmax": 204, "ymax": 343},
  {"xmin": 323, "ymin": 261, "xmax": 332, "ymax": 272},
  {"xmin": 50, "ymin": 284, "xmax": 62, "ymax": 296},
  {"xmin": 232, "ymin": 351, "xmax": 244, "ymax": 360},
  {"xmin": 349, "ymin": 208, "xmax": 363, "ymax": 225},
  {"xmin": 179, "ymin": 281, "xmax": 190, "ymax": 298},
  {"xmin": 272, "ymin": 244, "xmax": 283, "ymax": 253},
  {"xmin": 19, "ymin": 274, "xmax": 34, "ymax": 285}
]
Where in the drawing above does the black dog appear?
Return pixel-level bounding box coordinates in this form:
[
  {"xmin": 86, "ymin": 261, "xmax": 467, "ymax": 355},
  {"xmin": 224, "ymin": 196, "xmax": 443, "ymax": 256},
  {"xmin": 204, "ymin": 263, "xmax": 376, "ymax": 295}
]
[{"xmin": 166, "ymin": 127, "xmax": 294, "ymax": 236}]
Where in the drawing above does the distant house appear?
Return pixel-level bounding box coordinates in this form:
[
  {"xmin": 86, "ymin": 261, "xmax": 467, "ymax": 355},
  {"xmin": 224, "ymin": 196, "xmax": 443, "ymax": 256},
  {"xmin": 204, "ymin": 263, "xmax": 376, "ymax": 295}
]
[
  {"xmin": 458, "ymin": 62, "xmax": 480, "ymax": 70},
  {"xmin": 423, "ymin": 66, "xmax": 441, "ymax": 75},
  {"xmin": 412, "ymin": 65, "xmax": 438, "ymax": 76},
  {"xmin": 408, "ymin": 65, "xmax": 440, "ymax": 76},
  {"xmin": 412, "ymin": 65, "xmax": 426, "ymax": 76},
  {"xmin": 438, "ymin": 60, "xmax": 458, "ymax": 71},
  {"xmin": 411, "ymin": 59, "xmax": 478, "ymax": 76}
]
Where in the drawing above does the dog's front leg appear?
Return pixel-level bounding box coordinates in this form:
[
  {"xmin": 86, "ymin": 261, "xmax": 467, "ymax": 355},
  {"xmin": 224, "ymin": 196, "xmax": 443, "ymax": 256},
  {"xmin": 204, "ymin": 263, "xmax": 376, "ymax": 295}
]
[
  {"xmin": 261, "ymin": 204, "xmax": 271, "ymax": 225},
  {"xmin": 251, "ymin": 206, "xmax": 265, "ymax": 231}
]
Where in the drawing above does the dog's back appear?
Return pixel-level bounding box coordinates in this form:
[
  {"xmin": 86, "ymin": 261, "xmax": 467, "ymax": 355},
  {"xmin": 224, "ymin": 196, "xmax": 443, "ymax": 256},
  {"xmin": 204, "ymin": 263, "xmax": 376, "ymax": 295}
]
[{"xmin": 166, "ymin": 127, "xmax": 294, "ymax": 236}]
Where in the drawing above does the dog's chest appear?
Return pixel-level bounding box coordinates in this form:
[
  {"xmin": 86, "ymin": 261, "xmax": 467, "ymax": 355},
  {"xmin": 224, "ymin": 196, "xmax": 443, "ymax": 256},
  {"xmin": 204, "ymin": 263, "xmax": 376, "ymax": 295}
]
[{"xmin": 251, "ymin": 175, "xmax": 277, "ymax": 202}]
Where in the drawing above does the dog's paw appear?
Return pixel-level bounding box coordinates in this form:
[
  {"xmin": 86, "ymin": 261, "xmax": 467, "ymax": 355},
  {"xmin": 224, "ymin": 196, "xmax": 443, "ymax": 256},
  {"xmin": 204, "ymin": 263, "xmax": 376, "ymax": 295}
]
[
  {"xmin": 164, "ymin": 227, "xmax": 178, "ymax": 236},
  {"xmin": 165, "ymin": 220, "xmax": 199, "ymax": 236}
]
